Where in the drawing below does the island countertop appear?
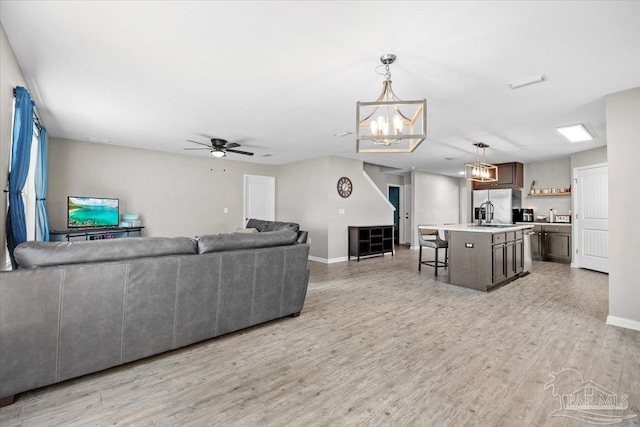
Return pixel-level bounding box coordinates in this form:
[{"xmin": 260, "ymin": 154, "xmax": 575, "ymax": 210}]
[
  {"xmin": 418, "ymin": 223, "xmax": 535, "ymax": 234},
  {"xmin": 418, "ymin": 224, "xmax": 533, "ymax": 291}
]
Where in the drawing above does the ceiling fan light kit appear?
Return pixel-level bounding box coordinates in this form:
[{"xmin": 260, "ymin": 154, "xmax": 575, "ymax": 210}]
[
  {"xmin": 464, "ymin": 143, "xmax": 499, "ymax": 183},
  {"xmin": 356, "ymin": 54, "xmax": 427, "ymax": 153},
  {"xmin": 184, "ymin": 138, "xmax": 254, "ymax": 158}
]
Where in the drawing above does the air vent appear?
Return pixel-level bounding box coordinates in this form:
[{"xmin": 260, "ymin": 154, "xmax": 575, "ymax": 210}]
[{"xmin": 508, "ymin": 74, "xmax": 546, "ymax": 89}]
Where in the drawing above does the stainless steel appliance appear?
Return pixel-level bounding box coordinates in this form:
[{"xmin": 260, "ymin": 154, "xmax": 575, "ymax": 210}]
[
  {"xmin": 512, "ymin": 208, "xmax": 534, "ymax": 222},
  {"xmin": 473, "ymin": 189, "xmax": 522, "ymax": 224}
]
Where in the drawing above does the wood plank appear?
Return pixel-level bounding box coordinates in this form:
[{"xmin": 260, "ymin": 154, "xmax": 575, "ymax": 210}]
[{"xmin": 0, "ymin": 247, "xmax": 637, "ymax": 426}]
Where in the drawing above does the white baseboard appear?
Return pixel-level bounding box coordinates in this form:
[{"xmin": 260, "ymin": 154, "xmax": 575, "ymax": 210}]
[
  {"xmin": 308, "ymin": 256, "xmax": 349, "ymax": 264},
  {"xmin": 606, "ymin": 315, "xmax": 640, "ymax": 332}
]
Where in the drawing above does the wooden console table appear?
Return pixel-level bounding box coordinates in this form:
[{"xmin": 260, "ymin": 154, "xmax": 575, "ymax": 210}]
[{"xmin": 348, "ymin": 225, "xmax": 394, "ymax": 261}]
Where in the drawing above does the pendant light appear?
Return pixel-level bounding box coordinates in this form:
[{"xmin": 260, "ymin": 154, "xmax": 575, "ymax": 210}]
[
  {"xmin": 356, "ymin": 54, "xmax": 427, "ymax": 153},
  {"xmin": 464, "ymin": 143, "xmax": 498, "ymax": 182}
]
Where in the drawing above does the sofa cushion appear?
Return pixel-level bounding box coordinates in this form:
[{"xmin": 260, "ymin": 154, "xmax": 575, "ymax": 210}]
[
  {"xmin": 234, "ymin": 227, "xmax": 259, "ymax": 234},
  {"xmin": 197, "ymin": 229, "xmax": 298, "ymax": 254},
  {"xmin": 14, "ymin": 237, "xmax": 198, "ymax": 268},
  {"xmin": 245, "ymin": 219, "xmax": 300, "ymax": 233}
]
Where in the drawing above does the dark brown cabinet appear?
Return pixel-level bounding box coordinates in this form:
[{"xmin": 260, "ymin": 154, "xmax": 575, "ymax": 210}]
[
  {"xmin": 449, "ymin": 228, "xmax": 525, "ymax": 291},
  {"xmin": 545, "ymin": 228, "xmax": 572, "ymax": 263},
  {"xmin": 492, "ymin": 243, "xmax": 507, "ymax": 285},
  {"xmin": 348, "ymin": 225, "xmax": 394, "ymax": 261},
  {"xmin": 492, "ymin": 230, "xmax": 523, "ymax": 286},
  {"xmin": 473, "ymin": 162, "xmax": 524, "ymax": 190},
  {"xmin": 531, "ymin": 224, "xmax": 572, "ymax": 264}
]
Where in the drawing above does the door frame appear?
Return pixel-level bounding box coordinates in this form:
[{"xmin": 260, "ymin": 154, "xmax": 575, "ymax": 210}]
[
  {"xmin": 243, "ymin": 174, "xmax": 275, "ymax": 226},
  {"xmin": 403, "ymin": 183, "xmax": 412, "ymax": 246},
  {"xmin": 572, "ymin": 162, "xmax": 608, "ymax": 271},
  {"xmin": 387, "ymin": 184, "xmax": 402, "ymax": 245}
]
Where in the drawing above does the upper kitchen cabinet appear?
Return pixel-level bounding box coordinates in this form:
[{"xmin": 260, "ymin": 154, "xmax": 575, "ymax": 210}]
[{"xmin": 473, "ymin": 162, "xmax": 524, "ymax": 190}]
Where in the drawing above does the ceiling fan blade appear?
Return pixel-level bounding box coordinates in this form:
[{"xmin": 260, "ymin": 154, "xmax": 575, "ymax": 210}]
[
  {"xmin": 226, "ymin": 148, "xmax": 254, "ymax": 156},
  {"xmin": 183, "ymin": 147, "xmax": 211, "ymax": 150},
  {"xmin": 226, "ymin": 142, "xmax": 240, "ymax": 149},
  {"xmin": 186, "ymin": 139, "xmax": 213, "ymax": 148}
]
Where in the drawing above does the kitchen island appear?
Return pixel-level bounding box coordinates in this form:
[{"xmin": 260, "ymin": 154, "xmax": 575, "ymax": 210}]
[{"xmin": 419, "ymin": 224, "xmax": 535, "ymax": 291}]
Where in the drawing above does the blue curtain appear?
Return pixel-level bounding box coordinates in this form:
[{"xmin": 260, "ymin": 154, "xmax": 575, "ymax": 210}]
[
  {"xmin": 35, "ymin": 125, "xmax": 50, "ymax": 241},
  {"xmin": 6, "ymin": 86, "xmax": 34, "ymax": 268}
]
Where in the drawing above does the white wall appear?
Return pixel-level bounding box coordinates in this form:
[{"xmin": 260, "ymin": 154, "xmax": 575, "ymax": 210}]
[
  {"xmin": 48, "ymin": 138, "xmax": 278, "ymax": 238},
  {"xmin": 522, "ymin": 158, "xmax": 572, "ymax": 218},
  {"xmin": 605, "ymin": 87, "xmax": 640, "ymax": 330},
  {"xmin": 410, "ymin": 170, "xmax": 460, "ymax": 248},
  {"xmin": 0, "ymin": 23, "xmax": 28, "ymax": 269}
]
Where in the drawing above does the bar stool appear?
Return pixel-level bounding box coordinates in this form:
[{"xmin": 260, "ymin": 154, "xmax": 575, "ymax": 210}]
[{"xmin": 418, "ymin": 227, "xmax": 449, "ymax": 276}]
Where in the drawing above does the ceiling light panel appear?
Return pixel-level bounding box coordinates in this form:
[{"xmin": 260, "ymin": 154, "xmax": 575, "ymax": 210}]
[{"xmin": 556, "ymin": 123, "xmax": 593, "ymax": 142}]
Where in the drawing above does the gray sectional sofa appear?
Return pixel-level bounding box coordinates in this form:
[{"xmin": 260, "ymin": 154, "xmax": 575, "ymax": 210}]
[{"xmin": 0, "ymin": 220, "xmax": 309, "ymax": 406}]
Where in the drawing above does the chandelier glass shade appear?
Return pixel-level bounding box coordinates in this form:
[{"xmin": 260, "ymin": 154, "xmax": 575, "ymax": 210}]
[
  {"xmin": 464, "ymin": 143, "xmax": 498, "ymax": 182},
  {"xmin": 356, "ymin": 54, "xmax": 427, "ymax": 153}
]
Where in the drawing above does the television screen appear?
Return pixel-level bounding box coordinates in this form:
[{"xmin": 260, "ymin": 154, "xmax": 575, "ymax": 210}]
[{"xmin": 68, "ymin": 196, "xmax": 119, "ymax": 228}]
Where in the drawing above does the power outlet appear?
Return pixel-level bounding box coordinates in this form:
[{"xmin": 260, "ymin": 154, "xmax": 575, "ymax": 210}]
[{"xmin": 223, "ymin": 207, "xmax": 228, "ymax": 214}]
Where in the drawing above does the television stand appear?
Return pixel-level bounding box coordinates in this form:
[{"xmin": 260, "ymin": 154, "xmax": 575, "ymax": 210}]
[{"xmin": 50, "ymin": 227, "xmax": 144, "ymax": 242}]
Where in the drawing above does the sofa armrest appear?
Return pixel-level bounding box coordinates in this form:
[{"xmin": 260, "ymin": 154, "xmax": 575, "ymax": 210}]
[{"xmin": 296, "ymin": 231, "xmax": 308, "ymax": 244}]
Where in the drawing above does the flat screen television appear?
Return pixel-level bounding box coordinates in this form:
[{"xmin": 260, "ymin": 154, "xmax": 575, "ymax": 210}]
[{"xmin": 68, "ymin": 196, "xmax": 119, "ymax": 228}]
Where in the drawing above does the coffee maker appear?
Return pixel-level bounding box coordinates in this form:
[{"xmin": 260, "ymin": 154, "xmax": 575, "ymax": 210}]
[{"xmin": 512, "ymin": 208, "xmax": 534, "ymax": 223}]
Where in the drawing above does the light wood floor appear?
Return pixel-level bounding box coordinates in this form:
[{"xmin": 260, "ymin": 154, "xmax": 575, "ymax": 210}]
[{"xmin": 1, "ymin": 246, "xmax": 638, "ymax": 426}]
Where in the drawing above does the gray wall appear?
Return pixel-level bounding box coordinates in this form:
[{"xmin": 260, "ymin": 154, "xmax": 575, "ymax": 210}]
[
  {"xmin": 571, "ymin": 146, "xmax": 607, "ymax": 169},
  {"xmin": 277, "ymin": 156, "xmax": 330, "ymax": 259},
  {"xmin": 522, "ymin": 158, "xmax": 572, "ymax": 218},
  {"xmin": 277, "ymin": 156, "xmax": 394, "ymax": 261},
  {"xmin": 606, "ymin": 87, "xmax": 640, "ymax": 328},
  {"xmin": 0, "ymin": 24, "xmax": 29, "ymax": 269},
  {"xmin": 48, "ymin": 138, "xmax": 278, "ymax": 238},
  {"xmin": 328, "ymin": 156, "xmax": 394, "ymax": 260},
  {"xmin": 411, "ymin": 170, "xmax": 460, "ymax": 248},
  {"xmin": 363, "ymin": 163, "xmax": 405, "ymax": 194}
]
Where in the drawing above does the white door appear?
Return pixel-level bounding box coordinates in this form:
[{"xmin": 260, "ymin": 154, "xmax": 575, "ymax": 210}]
[
  {"xmin": 243, "ymin": 175, "xmax": 275, "ymax": 226},
  {"xmin": 403, "ymin": 184, "xmax": 412, "ymax": 245},
  {"xmin": 574, "ymin": 164, "xmax": 608, "ymax": 273}
]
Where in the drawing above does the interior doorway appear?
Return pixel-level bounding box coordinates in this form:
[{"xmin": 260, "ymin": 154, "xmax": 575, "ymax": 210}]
[
  {"xmin": 573, "ymin": 163, "xmax": 609, "ymax": 273},
  {"xmin": 388, "ymin": 185, "xmax": 401, "ymax": 244},
  {"xmin": 243, "ymin": 174, "xmax": 275, "ymax": 226}
]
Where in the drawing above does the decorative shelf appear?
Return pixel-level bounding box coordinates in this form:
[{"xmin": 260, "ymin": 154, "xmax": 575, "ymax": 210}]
[{"xmin": 528, "ymin": 192, "xmax": 571, "ymax": 197}]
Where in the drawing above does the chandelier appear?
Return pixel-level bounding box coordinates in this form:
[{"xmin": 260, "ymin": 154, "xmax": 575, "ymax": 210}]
[
  {"xmin": 464, "ymin": 143, "xmax": 498, "ymax": 182},
  {"xmin": 356, "ymin": 54, "xmax": 427, "ymax": 153}
]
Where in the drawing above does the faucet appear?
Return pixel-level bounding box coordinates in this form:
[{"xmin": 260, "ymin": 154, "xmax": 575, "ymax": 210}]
[{"xmin": 478, "ymin": 201, "xmax": 494, "ymax": 225}]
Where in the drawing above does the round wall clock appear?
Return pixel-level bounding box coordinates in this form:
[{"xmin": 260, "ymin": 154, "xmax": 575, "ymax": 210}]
[{"xmin": 337, "ymin": 176, "xmax": 353, "ymax": 198}]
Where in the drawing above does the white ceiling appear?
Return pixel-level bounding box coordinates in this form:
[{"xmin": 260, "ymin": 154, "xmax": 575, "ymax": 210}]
[{"xmin": 2, "ymin": 1, "xmax": 640, "ymax": 177}]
